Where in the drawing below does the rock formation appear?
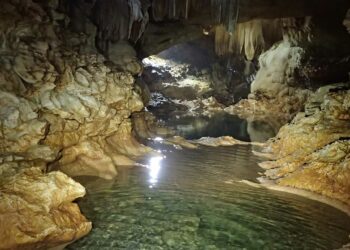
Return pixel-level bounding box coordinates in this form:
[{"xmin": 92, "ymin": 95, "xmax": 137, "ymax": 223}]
[
  {"xmin": 259, "ymin": 86, "xmax": 350, "ymax": 206},
  {"xmin": 1, "ymin": 0, "xmax": 350, "ymax": 248},
  {"xmin": 0, "ymin": 0, "xmax": 152, "ymax": 179},
  {"xmin": 0, "ymin": 167, "xmax": 91, "ymax": 250},
  {"xmin": 226, "ymin": 40, "xmax": 311, "ymax": 126},
  {"xmin": 228, "ymin": 10, "xmax": 350, "ymax": 123},
  {"xmin": 0, "ymin": 0, "xmax": 151, "ymax": 248},
  {"xmin": 227, "ymin": 5, "xmax": 350, "ymax": 208}
]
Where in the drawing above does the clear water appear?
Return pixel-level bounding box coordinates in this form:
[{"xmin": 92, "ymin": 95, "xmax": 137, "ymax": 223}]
[
  {"xmin": 158, "ymin": 112, "xmax": 276, "ymax": 142},
  {"xmin": 68, "ymin": 143, "xmax": 350, "ymax": 250}
]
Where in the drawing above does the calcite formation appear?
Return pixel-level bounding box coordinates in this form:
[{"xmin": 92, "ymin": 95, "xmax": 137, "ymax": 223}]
[
  {"xmin": 0, "ymin": 0, "xmax": 150, "ymax": 248},
  {"xmin": 0, "ymin": 0, "xmax": 349, "ymax": 248},
  {"xmin": 214, "ymin": 19, "xmax": 282, "ymax": 59},
  {"xmin": 0, "ymin": 0, "xmax": 150, "ymax": 179},
  {"xmin": 226, "ymin": 41, "xmax": 311, "ymax": 127},
  {"xmin": 260, "ymin": 87, "xmax": 350, "ymax": 206},
  {"xmin": 0, "ymin": 167, "xmax": 91, "ymax": 250}
]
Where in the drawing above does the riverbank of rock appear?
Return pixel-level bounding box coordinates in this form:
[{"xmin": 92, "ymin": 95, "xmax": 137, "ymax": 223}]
[{"xmin": 259, "ymin": 86, "xmax": 350, "ymax": 206}]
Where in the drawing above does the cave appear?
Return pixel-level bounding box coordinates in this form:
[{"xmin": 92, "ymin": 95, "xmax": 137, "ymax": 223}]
[{"xmin": 1, "ymin": 1, "xmax": 350, "ymax": 249}]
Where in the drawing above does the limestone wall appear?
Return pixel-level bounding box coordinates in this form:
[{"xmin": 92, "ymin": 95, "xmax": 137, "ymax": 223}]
[
  {"xmin": 0, "ymin": 0, "xmax": 150, "ymax": 179},
  {"xmin": 260, "ymin": 86, "xmax": 350, "ymax": 206},
  {"xmin": 0, "ymin": 1, "xmax": 151, "ymax": 248}
]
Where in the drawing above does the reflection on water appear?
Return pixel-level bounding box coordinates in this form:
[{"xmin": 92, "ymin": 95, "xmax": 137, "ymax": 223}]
[
  {"xmin": 247, "ymin": 120, "xmax": 277, "ymax": 142},
  {"xmin": 160, "ymin": 112, "xmax": 277, "ymax": 142},
  {"xmin": 148, "ymin": 156, "xmax": 164, "ymax": 186},
  {"xmin": 68, "ymin": 144, "xmax": 350, "ymax": 250}
]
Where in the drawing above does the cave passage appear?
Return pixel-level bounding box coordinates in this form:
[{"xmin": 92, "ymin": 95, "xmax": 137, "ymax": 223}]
[
  {"xmin": 141, "ymin": 39, "xmax": 274, "ymax": 141},
  {"xmin": 67, "ymin": 39, "xmax": 350, "ymax": 250},
  {"xmin": 2, "ymin": 1, "xmax": 350, "ymax": 249}
]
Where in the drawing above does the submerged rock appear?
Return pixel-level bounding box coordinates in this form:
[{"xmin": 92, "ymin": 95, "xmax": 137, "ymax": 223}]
[
  {"xmin": 192, "ymin": 136, "xmax": 248, "ymax": 147},
  {"xmin": 0, "ymin": 167, "xmax": 91, "ymax": 250},
  {"xmin": 165, "ymin": 136, "xmax": 199, "ymax": 149}
]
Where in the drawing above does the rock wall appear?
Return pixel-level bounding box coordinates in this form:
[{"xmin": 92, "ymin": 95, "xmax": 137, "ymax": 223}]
[
  {"xmin": 260, "ymin": 86, "xmax": 350, "ymax": 206},
  {"xmin": 229, "ymin": 10, "xmax": 350, "ymax": 122},
  {"xmin": 0, "ymin": 0, "xmax": 151, "ymax": 248},
  {"xmin": 229, "ymin": 9, "xmax": 350, "ymax": 207},
  {"xmin": 0, "ymin": 0, "xmax": 150, "ymax": 180}
]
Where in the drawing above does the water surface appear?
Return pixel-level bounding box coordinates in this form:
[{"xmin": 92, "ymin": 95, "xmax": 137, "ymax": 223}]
[
  {"xmin": 68, "ymin": 144, "xmax": 350, "ymax": 249},
  {"xmin": 156, "ymin": 112, "xmax": 277, "ymax": 142}
]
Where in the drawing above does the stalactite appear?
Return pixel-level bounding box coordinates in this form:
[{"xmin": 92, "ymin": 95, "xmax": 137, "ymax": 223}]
[
  {"xmin": 129, "ymin": 0, "xmax": 151, "ymax": 42},
  {"xmin": 93, "ymin": 0, "xmax": 130, "ymax": 42},
  {"xmin": 211, "ymin": 0, "xmax": 240, "ymax": 33},
  {"xmin": 173, "ymin": 0, "xmax": 176, "ymax": 18},
  {"xmin": 92, "ymin": 0, "xmax": 150, "ymax": 48},
  {"xmin": 215, "ymin": 24, "xmax": 231, "ymax": 56},
  {"xmin": 214, "ymin": 19, "xmax": 283, "ymax": 60},
  {"xmin": 185, "ymin": 0, "xmax": 189, "ymax": 19},
  {"xmin": 151, "ymin": 0, "xmax": 166, "ymax": 21},
  {"xmin": 228, "ymin": 0, "xmax": 239, "ymax": 33},
  {"xmin": 152, "ymin": 0, "xmax": 194, "ymax": 21},
  {"xmin": 211, "ymin": 0, "xmax": 222, "ymax": 23},
  {"xmin": 128, "ymin": 0, "xmax": 143, "ymax": 41}
]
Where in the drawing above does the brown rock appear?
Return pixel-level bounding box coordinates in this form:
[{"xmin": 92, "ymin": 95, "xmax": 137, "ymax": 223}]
[
  {"xmin": 260, "ymin": 89, "xmax": 350, "ymax": 206},
  {"xmin": 0, "ymin": 168, "xmax": 91, "ymax": 250}
]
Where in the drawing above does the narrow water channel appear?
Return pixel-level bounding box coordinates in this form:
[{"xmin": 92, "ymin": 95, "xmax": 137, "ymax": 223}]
[{"xmin": 67, "ymin": 116, "xmax": 350, "ymax": 249}]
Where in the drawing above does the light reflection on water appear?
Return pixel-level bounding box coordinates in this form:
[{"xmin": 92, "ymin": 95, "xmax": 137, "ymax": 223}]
[
  {"xmin": 148, "ymin": 156, "xmax": 164, "ymax": 186},
  {"xmin": 68, "ymin": 144, "xmax": 350, "ymax": 250}
]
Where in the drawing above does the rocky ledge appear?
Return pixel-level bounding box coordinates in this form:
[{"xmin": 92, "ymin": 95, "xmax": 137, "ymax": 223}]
[{"xmin": 259, "ymin": 86, "xmax": 350, "ymax": 206}]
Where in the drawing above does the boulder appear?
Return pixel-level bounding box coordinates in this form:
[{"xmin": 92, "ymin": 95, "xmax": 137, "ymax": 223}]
[{"xmin": 0, "ymin": 168, "xmax": 91, "ymax": 250}]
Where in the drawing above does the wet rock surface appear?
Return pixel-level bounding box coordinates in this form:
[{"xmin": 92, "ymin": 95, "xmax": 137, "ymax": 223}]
[
  {"xmin": 0, "ymin": 167, "xmax": 91, "ymax": 250},
  {"xmin": 0, "ymin": 1, "xmax": 150, "ymax": 178},
  {"xmin": 0, "ymin": 1, "xmax": 150, "ymax": 248},
  {"xmin": 260, "ymin": 87, "xmax": 350, "ymax": 206}
]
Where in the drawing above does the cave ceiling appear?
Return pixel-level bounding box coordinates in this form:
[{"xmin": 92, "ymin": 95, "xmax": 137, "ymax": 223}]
[{"xmin": 61, "ymin": 0, "xmax": 350, "ymax": 61}]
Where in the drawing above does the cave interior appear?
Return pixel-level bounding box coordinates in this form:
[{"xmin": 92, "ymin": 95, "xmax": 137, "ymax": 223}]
[{"xmin": 1, "ymin": 0, "xmax": 350, "ymax": 249}]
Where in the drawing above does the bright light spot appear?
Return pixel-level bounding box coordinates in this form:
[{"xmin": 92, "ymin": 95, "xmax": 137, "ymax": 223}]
[
  {"xmin": 148, "ymin": 156, "xmax": 164, "ymax": 184},
  {"xmin": 203, "ymin": 29, "xmax": 209, "ymax": 35},
  {"xmin": 154, "ymin": 137, "xmax": 164, "ymax": 142}
]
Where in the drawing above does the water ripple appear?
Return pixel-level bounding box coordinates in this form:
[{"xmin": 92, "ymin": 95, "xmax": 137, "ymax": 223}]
[{"xmin": 68, "ymin": 145, "xmax": 350, "ymax": 250}]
